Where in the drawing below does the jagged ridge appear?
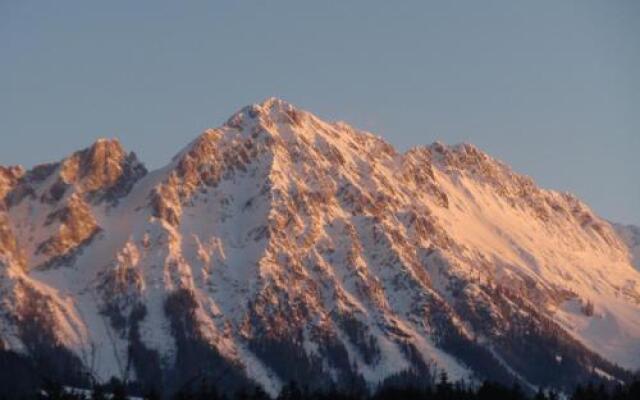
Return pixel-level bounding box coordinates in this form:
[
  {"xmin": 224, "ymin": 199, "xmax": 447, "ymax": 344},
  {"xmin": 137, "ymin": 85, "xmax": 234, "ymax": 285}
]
[{"xmin": 0, "ymin": 98, "xmax": 639, "ymax": 396}]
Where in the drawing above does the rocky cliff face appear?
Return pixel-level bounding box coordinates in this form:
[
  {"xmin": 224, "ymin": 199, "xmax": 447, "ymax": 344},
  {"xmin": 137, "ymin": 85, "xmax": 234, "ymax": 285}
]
[{"xmin": 0, "ymin": 99, "xmax": 639, "ymax": 395}]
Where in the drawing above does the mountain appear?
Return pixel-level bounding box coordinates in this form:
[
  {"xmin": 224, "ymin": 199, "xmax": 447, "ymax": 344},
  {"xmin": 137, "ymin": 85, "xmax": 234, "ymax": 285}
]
[
  {"xmin": 1, "ymin": 98, "xmax": 639, "ymax": 396},
  {"xmin": 614, "ymin": 224, "xmax": 640, "ymax": 271}
]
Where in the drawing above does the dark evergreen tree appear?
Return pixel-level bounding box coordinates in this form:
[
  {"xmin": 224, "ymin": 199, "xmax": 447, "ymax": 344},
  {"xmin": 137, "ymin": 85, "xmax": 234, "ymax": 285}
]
[
  {"xmin": 111, "ymin": 379, "xmax": 128, "ymax": 400},
  {"xmin": 91, "ymin": 383, "xmax": 107, "ymax": 400},
  {"xmin": 533, "ymin": 388, "xmax": 548, "ymax": 400},
  {"xmin": 144, "ymin": 386, "xmax": 162, "ymax": 400},
  {"xmin": 278, "ymin": 381, "xmax": 303, "ymax": 400}
]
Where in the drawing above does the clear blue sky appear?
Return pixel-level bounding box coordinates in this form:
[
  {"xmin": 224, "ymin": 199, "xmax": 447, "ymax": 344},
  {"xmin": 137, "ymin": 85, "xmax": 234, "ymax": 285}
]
[{"xmin": 1, "ymin": 0, "xmax": 638, "ymax": 224}]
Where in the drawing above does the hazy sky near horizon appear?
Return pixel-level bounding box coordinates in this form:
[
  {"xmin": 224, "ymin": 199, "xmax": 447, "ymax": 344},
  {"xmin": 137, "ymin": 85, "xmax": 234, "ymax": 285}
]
[{"xmin": 1, "ymin": 1, "xmax": 638, "ymax": 224}]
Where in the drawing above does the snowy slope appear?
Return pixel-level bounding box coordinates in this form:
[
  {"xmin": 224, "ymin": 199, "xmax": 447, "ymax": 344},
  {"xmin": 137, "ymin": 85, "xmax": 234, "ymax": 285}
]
[
  {"xmin": 1, "ymin": 98, "xmax": 639, "ymax": 394},
  {"xmin": 614, "ymin": 223, "xmax": 640, "ymax": 271}
]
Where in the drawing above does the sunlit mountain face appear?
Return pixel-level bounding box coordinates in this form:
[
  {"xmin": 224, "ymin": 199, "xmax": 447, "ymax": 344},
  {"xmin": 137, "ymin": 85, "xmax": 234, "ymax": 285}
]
[{"xmin": 1, "ymin": 99, "xmax": 639, "ymax": 396}]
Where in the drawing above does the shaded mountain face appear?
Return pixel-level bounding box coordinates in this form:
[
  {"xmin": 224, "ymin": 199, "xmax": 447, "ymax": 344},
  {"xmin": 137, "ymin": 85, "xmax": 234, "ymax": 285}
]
[
  {"xmin": 1, "ymin": 98, "xmax": 639, "ymax": 395},
  {"xmin": 615, "ymin": 224, "xmax": 640, "ymax": 271}
]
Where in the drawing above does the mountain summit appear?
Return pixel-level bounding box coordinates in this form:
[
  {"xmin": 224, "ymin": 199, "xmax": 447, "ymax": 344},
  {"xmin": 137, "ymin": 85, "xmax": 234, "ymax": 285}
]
[{"xmin": 1, "ymin": 99, "xmax": 639, "ymax": 395}]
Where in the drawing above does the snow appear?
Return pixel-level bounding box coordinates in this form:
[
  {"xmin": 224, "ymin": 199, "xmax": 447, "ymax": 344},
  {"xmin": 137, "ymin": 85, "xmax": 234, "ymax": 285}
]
[
  {"xmin": 593, "ymin": 367, "xmax": 620, "ymax": 383},
  {"xmin": 425, "ymin": 163, "xmax": 640, "ymax": 370},
  {"xmin": 58, "ymin": 386, "xmax": 144, "ymax": 400},
  {"xmin": 2, "ymin": 97, "xmax": 640, "ymax": 392},
  {"xmin": 614, "ymin": 223, "xmax": 640, "ymax": 271}
]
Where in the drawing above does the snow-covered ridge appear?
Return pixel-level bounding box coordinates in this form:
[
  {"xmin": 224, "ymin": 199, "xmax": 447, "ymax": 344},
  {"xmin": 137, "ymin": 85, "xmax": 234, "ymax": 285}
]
[{"xmin": 1, "ymin": 98, "xmax": 639, "ymax": 395}]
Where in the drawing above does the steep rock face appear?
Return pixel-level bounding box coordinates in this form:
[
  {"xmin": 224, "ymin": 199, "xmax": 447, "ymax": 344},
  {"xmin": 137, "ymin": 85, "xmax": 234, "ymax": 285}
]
[
  {"xmin": 5, "ymin": 139, "xmax": 147, "ymax": 270},
  {"xmin": 0, "ymin": 99, "xmax": 638, "ymax": 395},
  {"xmin": 0, "ymin": 165, "xmax": 25, "ymax": 267},
  {"xmin": 0, "ymin": 166, "xmax": 24, "ymax": 200}
]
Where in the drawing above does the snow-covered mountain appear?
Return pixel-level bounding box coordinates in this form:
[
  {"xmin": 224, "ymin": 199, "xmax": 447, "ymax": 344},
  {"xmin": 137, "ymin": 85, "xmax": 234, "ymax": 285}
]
[{"xmin": 1, "ymin": 98, "xmax": 639, "ymax": 395}]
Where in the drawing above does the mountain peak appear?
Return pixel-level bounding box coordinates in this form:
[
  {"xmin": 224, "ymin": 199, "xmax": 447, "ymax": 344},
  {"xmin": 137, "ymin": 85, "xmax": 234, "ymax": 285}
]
[
  {"xmin": 59, "ymin": 137, "xmax": 143, "ymax": 193},
  {"xmin": 255, "ymin": 96, "xmax": 294, "ymax": 111},
  {"xmin": 89, "ymin": 137, "xmax": 124, "ymax": 153},
  {"xmin": 0, "ymin": 165, "xmax": 25, "ymax": 201},
  {"xmin": 224, "ymin": 97, "xmax": 309, "ymax": 132},
  {"xmin": 3, "ymin": 137, "xmax": 147, "ymax": 209}
]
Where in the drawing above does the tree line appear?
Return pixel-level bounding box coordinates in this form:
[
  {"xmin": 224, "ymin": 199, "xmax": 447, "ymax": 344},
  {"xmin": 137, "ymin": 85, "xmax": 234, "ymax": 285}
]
[{"xmin": 8, "ymin": 371, "xmax": 639, "ymax": 400}]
